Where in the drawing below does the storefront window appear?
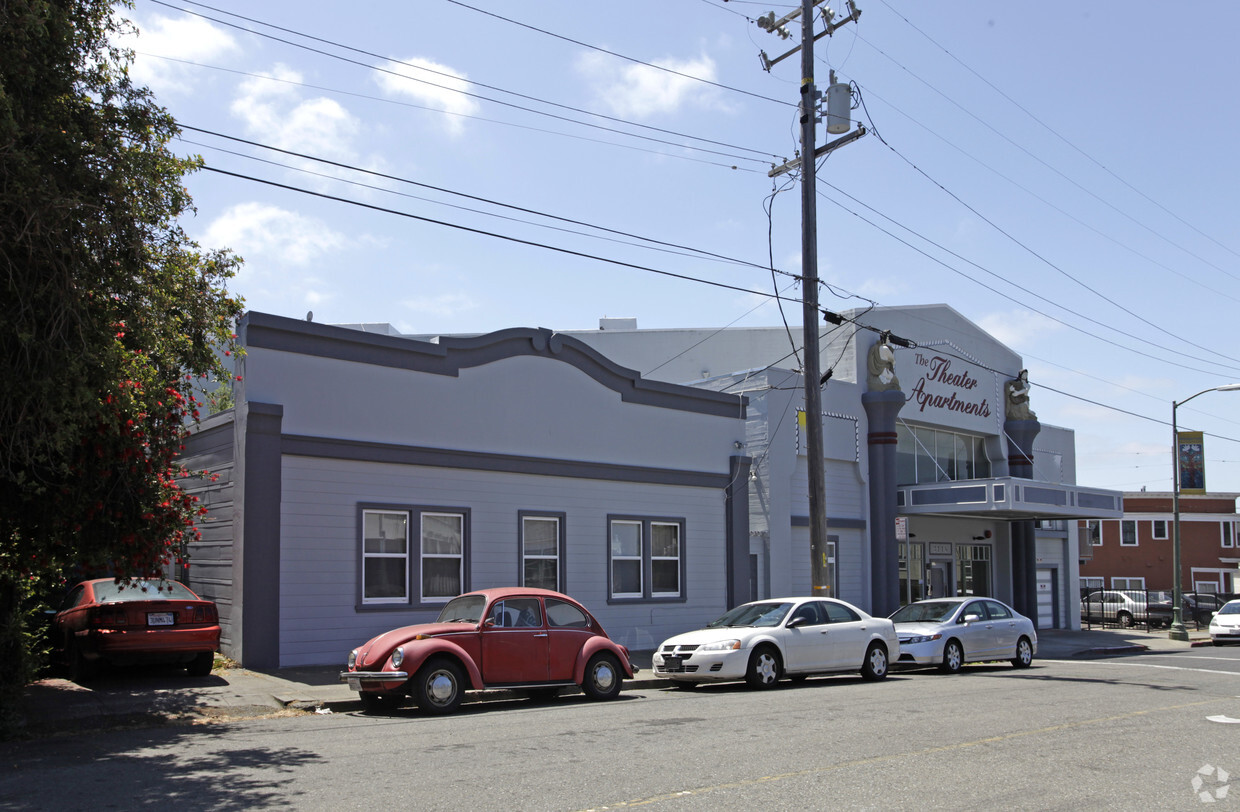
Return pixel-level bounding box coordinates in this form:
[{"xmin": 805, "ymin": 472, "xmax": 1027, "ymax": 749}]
[
  {"xmin": 955, "ymin": 544, "xmax": 991, "ymax": 597},
  {"xmin": 898, "ymin": 542, "xmax": 925, "ymax": 604},
  {"xmin": 896, "ymin": 425, "xmax": 992, "ymax": 485}
]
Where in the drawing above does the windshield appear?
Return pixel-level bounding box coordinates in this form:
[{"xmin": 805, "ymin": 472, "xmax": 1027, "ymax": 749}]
[
  {"xmin": 435, "ymin": 594, "xmax": 486, "ymax": 623},
  {"xmin": 890, "ymin": 601, "xmax": 960, "ymax": 623},
  {"xmin": 1218, "ymin": 602, "xmax": 1240, "ymax": 616},
  {"xmin": 707, "ymin": 602, "xmax": 792, "ymax": 628}
]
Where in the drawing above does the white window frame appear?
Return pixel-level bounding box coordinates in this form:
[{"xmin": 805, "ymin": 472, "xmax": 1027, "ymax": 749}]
[
  {"xmin": 1120, "ymin": 520, "xmax": 1138, "ymax": 546},
  {"xmin": 1223, "ymin": 521, "xmax": 1235, "ymax": 549},
  {"xmin": 1151, "ymin": 520, "xmax": 1168, "ymax": 540},
  {"xmin": 651, "ymin": 521, "xmax": 681, "ymax": 598},
  {"xmin": 607, "ymin": 516, "xmax": 687, "ymax": 602},
  {"xmin": 362, "ymin": 509, "xmax": 410, "ymax": 605},
  {"xmin": 1084, "ymin": 520, "xmax": 1102, "ymax": 547},
  {"xmin": 1081, "ymin": 576, "xmax": 1104, "ymax": 591},
  {"xmin": 521, "ymin": 514, "xmax": 563, "ymax": 591},
  {"xmin": 609, "ymin": 520, "xmax": 644, "ymax": 599},
  {"xmin": 421, "ymin": 512, "xmax": 465, "ymax": 603},
  {"xmin": 1112, "ymin": 576, "xmax": 1145, "ymax": 590}
]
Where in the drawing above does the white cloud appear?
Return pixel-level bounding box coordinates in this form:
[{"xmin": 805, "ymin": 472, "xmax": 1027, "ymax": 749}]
[
  {"xmin": 372, "ymin": 57, "xmax": 480, "ymax": 136},
  {"xmin": 576, "ymin": 52, "xmax": 728, "ymax": 119},
  {"xmin": 122, "ymin": 14, "xmax": 238, "ymax": 95},
  {"xmin": 201, "ymin": 202, "xmax": 345, "ymax": 266},
  {"xmin": 977, "ymin": 309, "xmax": 1062, "ymax": 349},
  {"xmin": 400, "ymin": 292, "xmax": 479, "ymax": 317},
  {"xmin": 231, "ymin": 65, "xmax": 362, "ymax": 164}
]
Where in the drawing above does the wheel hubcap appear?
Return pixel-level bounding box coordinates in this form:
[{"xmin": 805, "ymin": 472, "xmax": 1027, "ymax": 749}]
[
  {"xmin": 593, "ymin": 661, "xmax": 616, "ymax": 692},
  {"xmin": 757, "ymin": 654, "xmax": 776, "ymax": 683},
  {"xmin": 427, "ymin": 671, "xmax": 456, "ymax": 705},
  {"xmin": 870, "ymin": 650, "xmax": 886, "ymax": 675}
]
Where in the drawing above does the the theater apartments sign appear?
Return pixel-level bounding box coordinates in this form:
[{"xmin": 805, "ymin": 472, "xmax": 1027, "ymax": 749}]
[{"xmin": 905, "ymin": 352, "xmax": 992, "ymax": 420}]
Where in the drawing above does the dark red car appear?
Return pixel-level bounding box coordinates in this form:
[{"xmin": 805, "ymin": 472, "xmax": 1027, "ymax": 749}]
[
  {"xmin": 341, "ymin": 587, "xmax": 636, "ymax": 715},
  {"xmin": 52, "ymin": 578, "xmax": 221, "ymax": 681}
]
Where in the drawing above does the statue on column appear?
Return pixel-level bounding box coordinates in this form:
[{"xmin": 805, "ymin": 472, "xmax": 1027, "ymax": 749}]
[
  {"xmin": 866, "ymin": 333, "xmax": 901, "ymax": 392},
  {"xmin": 1005, "ymin": 369, "xmax": 1037, "ymax": 420}
]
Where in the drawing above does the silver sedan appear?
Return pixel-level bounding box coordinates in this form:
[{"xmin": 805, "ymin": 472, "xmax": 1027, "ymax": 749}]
[{"xmin": 890, "ymin": 597, "xmax": 1037, "ymax": 674}]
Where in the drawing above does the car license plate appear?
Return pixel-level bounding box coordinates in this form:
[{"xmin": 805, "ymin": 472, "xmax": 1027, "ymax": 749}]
[
  {"xmin": 147, "ymin": 612, "xmax": 174, "ymax": 626},
  {"xmin": 347, "ymin": 677, "xmax": 361, "ymax": 691},
  {"xmin": 664, "ymin": 655, "xmax": 685, "ymax": 673}
]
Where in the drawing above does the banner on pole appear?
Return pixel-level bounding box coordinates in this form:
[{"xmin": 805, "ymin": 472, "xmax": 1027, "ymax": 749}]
[{"xmin": 1177, "ymin": 431, "xmax": 1206, "ymax": 494}]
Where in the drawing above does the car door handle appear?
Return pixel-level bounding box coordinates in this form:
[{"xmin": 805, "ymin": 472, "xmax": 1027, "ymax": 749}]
[{"xmin": 532, "ymin": 633, "xmax": 548, "ymax": 638}]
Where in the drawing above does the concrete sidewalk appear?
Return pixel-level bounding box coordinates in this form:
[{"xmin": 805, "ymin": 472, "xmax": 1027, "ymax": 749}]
[{"xmin": 10, "ymin": 626, "xmax": 1214, "ymax": 737}]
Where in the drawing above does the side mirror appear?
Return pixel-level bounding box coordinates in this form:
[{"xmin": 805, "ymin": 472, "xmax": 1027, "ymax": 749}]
[
  {"xmin": 787, "ymin": 616, "xmax": 808, "ymax": 629},
  {"xmin": 962, "ymin": 613, "xmax": 982, "ymax": 624},
  {"xmin": 483, "ymin": 617, "xmax": 497, "ymax": 628}
]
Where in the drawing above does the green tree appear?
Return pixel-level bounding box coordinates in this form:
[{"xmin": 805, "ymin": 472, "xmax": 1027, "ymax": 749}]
[{"xmin": 0, "ymin": 0, "xmax": 243, "ymax": 718}]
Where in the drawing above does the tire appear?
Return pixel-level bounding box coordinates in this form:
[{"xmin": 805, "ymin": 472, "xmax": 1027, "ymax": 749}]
[
  {"xmin": 939, "ymin": 639, "xmax": 964, "ymax": 674},
  {"xmin": 186, "ymin": 651, "xmax": 214, "ymax": 677},
  {"xmin": 744, "ymin": 645, "xmax": 781, "ymax": 689},
  {"xmin": 360, "ymin": 692, "xmax": 403, "ymax": 714},
  {"xmin": 70, "ymin": 641, "xmax": 100, "ymax": 683},
  {"xmin": 582, "ymin": 653, "xmax": 623, "ymax": 701},
  {"xmin": 1118, "ymin": 611, "xmax": 1134, "ymax": 628},
  {"xmin": 861, "ymin": 643, "xmax": 889, "ymax": 681},
  {"xmin": 412, "ymin": 657, "xmax": 465, "ymax": 715},
  {"xmin": 1011, "ymin": 636, "xmax": 1034, "ymax": 668}
]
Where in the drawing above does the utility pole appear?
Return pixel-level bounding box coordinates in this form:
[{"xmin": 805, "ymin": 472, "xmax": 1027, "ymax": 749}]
[{"xmin": 760, "ymin": 1, "xmax": 863, "ymax": 595}]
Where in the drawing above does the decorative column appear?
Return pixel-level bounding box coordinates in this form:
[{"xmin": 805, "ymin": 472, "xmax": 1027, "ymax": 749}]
[
  {"xmin": 1005, "ymin": 381, "xmax": 1041, "ymax": 618},
  {"xmin": 863, "ymin": 335, "xmax": 905, "ymax": 617}
]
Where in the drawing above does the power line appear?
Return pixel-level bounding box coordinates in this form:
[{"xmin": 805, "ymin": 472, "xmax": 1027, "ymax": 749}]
[
  {"xmin": 442, "ymin": 0, "xmax": 793, "ymax": 108},
  {"xmin": 181, "ymin": 125, "xmax": 810, "ymax": 284},
  {"xmin": 199, "ymin": 164, "xmax": 804, "ymax": 303},
  {"xmin": 151, "ymin": 0, "xmax": 781, "ymax": 164},
  {"xmin": 870, "ymin": 0, "xmax": 1240, "ymax": 268},
  {"xmin": 141, "ymin": 53, "xmax": 763, "ymax": 172},
  {"xmin": 851, "ymin": 86, "xmax": 1240, "ymax": 370}
]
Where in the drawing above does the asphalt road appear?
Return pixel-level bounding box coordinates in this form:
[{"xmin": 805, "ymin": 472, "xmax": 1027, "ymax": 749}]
[{"xmin": 4, "ymin": 648, "xmax": 1240, "ymax": 811}]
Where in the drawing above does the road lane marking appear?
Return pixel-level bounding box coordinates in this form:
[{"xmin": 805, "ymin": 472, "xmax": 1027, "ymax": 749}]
[
  {"xmin": 579, "ymin": 698, "xmax": 1220, "ymax": 810},
  {"xmin": 1041, "ymin": 658, "xmax": 1240, "ymax": 677}
]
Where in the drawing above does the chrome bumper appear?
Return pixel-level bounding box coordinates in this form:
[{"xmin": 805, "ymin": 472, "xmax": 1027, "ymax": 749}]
[{"xmin": 339, "ymin": 670, "xmax": 409, "ymax": 685}]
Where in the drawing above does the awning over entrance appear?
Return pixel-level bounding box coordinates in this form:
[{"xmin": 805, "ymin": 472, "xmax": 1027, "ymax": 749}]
[{"xmin": 896, "ymin": 477, "xmax": 1122, "ymax": 521}]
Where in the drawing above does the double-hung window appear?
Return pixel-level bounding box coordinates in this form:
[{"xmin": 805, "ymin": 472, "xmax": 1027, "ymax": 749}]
[
  {"xmin": 521, "ymin": 513, "xmax": 564, "ymax": 591},
  {"xmin": 362, "ymin": 510, "xmax": 409, "ymax": 605},
  {"xmin": 608, "ymin": 516, "xmax": 685, "ymax": 602},
  {"xmin": 1120, "ymin": 520, "xmax": 1137, "ymax": 546},
  {"xmin": 1152, "ymin": 520, "xmax": 1168, "ymax": 540},
  {"xmin": 360, "ymin": 505, "xmax": 469, "ymax": 606}
]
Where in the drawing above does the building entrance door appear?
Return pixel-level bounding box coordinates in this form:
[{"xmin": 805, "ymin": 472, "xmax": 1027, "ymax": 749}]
[{"xmin": 926, "ymin": 561, "xmax": 952, "ymax": 598}]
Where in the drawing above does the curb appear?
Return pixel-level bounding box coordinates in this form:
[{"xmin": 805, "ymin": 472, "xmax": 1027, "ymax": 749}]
[{"xmin": 314, "ymin": 675, "xmax": 677, "ymax": 714}]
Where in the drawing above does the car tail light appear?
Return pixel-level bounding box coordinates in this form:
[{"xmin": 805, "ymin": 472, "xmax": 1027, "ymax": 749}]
[
  {"xmin": 190, "ymin": 604, "xmax": 218, "ymax": 623},
  {"xmin": 91, "ymin": 605, "xmax": 129, "ymax": 627}
]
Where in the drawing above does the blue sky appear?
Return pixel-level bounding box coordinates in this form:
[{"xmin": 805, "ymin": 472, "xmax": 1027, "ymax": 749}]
[{"xmin": 122, "ymin": 0, "xmax": 1240, "ymax": 495}]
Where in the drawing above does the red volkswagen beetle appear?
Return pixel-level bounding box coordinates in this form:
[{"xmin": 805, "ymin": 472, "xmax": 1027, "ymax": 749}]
[
  {"xmin": 341, "ymin": 587, "xmax": 636, "ymax": 714},
  {"xmin": 52, "ymin": 577, "xmax": 221, "ymax": 681}
]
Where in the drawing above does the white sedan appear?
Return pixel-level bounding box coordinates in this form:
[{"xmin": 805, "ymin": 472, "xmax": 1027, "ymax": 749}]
[
  {"xmin": 652, "ymin": 597, "xmax": 899, "ymax": 688},
  {"xmin": 1208, "ymin": 599, "xmax": 1240, "ymax": 645},
  {"xmin": 890, "ymin": 597, "xmax": 1037, "ymax": 673}
]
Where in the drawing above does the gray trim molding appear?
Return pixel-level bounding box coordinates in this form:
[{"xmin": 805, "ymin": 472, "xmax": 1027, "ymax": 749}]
[
  {"xmin": 240, "ymin": 311, "xmax": 747, "ymax": 420},
  {"xmin": 282, "ymin": 433, "xmax": 730, "ymax": 489},
  {"xmin": 791, "ymin": 516, "xmax": 867, "ymax": 530}
]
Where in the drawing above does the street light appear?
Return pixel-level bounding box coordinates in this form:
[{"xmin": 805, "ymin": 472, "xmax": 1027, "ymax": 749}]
[{"xmin": 1169, "ymin": 383, "xmax": 1240, "ymax": 641}]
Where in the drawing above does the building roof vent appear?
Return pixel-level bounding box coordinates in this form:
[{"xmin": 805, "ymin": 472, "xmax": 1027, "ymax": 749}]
[{"xmin": 599, "ymin": 317, "xmax": 638, "ymax": 331}]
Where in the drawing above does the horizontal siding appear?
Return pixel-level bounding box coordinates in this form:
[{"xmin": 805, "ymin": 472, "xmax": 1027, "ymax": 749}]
[
  {"xmin": 180, "ymin": 419, "xmax": 237, "ymax": 656},
  {"xmin": 277, "ymin": 456, "xmax": 731, "ymax": 667}
]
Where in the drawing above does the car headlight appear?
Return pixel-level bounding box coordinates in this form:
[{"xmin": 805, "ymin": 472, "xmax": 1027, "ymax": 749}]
[
  {"xmin": 903, "ymin": 634, "xmax": 942, "ymax": 645},
  {"xmin": 348, "ymin": 649, "xmax": 357, "ymax": 669},
  {"xmin": 699, "ymin": 639, "xmax": 742, "ymax": 652},
  {"xmin": 391, "ymin": 646, "xmax": 404, "ymax": 668}
]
